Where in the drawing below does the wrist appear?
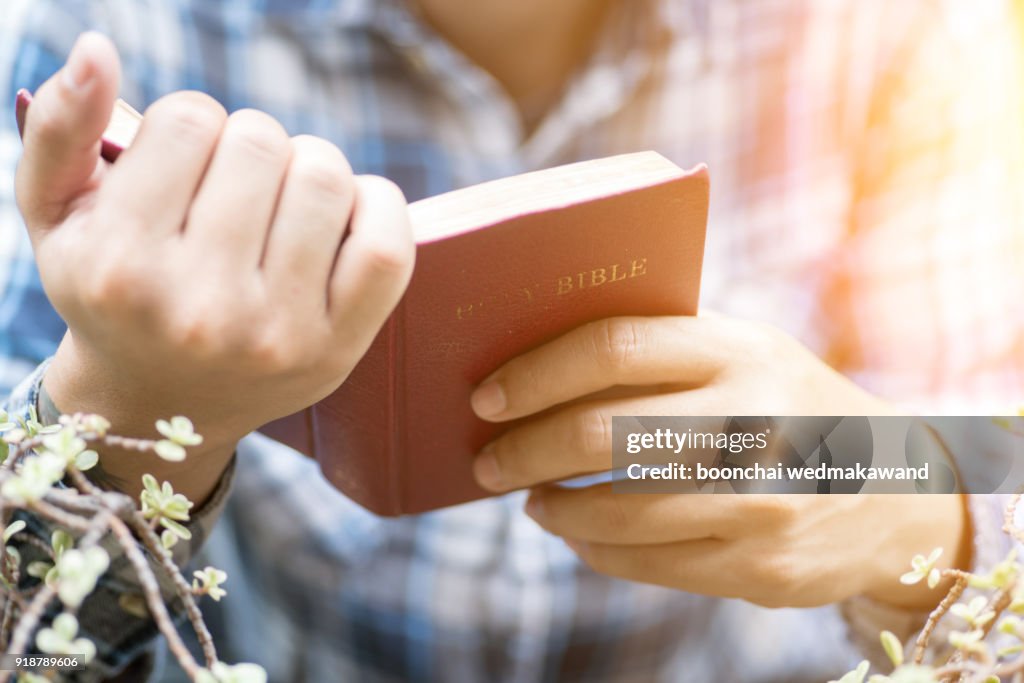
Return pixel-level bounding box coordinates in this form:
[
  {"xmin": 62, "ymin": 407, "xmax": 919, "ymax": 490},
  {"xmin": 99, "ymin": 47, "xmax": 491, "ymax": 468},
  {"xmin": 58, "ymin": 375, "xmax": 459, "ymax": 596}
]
[
  {"xmin": 42, "ymin": 335, "xmax": 241, "ymax": 505},
  {"xmin": 861, "ymin": 493, "xmax": 972, "ymax": 610}
]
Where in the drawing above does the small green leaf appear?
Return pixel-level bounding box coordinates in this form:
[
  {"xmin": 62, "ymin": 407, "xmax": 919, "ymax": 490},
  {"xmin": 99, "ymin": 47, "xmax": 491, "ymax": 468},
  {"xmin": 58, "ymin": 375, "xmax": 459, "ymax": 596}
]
[
  {"xmin": 75, "ymin": 449, "xmax": 98, "ymax": 471},
  {"xmin": 195, "ymin": 670, "xmax": 219, "ymax": 683},
  {"xmin": 1002, "ymin": 615, "xmax": 1024, "ymax": 636},
  {"xmin": 159, "ymin": 517, "xmax": 192, "ymax": 541},
  {"xmin": 42, "ymin": 427, "xmax": 87, "ymax": 463},
  {"xmin": 208, "ymin": 662, "xmax": 268, "ymax": 683},
  {"xmin": 35, "ymin": 626, "xmax": 65, "ymax": 653},
  {"xmin": 900, "ymin": 548, "xmax": 944, "ymax": 587},
  {"xmin": 154, "ymin": 440, "xmax": 186, "ymax": 462},
  {"xmin": 3, "ymin": 519, "xmax": 26, "ymax": 543},
  {"xmin": 54, "ymin": 547, "xmax": 110, "ymax": 608},
  {"xmin": 998, "ymin": 644, "xmax": 1024, "ymax": 657},
  {"xmin": 193, "ymin": 566, "xmax": 228, "ymax": 601},
  {"xmin": 26, "ymin": 561, "xmax": 53, "ymax": 579},
  {"xmin": 118, "ymin": 593, "xmax": 149, "ymax": 618},
  {"xmin": 51, "ymin": 529, "xmax": 73, "ymax": 557},
  {"xmin": 830, "ymin": 660, "xmax": 869, "ymax": 683},
  {"xmin": 884, "ymin": 666, "xmax": 939, "ymax": 683},
  {"xmin": 880, "ymin": 630, "xmax": 903, "ymax": 668},
  {"xmin": 0, "ymin": 452, "xmax": 66, "ymax": 503},
  {"xmin": 156, "ymin": 416, "xmax": 203, "ymax": 447}
]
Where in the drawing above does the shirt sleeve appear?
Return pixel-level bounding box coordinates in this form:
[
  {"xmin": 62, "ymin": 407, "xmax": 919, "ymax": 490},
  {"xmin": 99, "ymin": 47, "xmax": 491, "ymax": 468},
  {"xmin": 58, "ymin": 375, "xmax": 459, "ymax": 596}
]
[{"xmin": 829, "ymin": 0, "xmax": 1024, "ymax": 666}]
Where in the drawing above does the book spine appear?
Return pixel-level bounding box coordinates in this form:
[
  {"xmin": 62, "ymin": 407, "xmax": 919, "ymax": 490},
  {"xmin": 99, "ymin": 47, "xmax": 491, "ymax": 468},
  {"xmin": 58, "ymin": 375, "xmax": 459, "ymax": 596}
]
[
  {"xmin": 305, "ymin": 311, "xmax": 403, "ymax": 515},
  {"xmin": 388, "ymin": 299, "xmax": 405, "ymax": 515}
]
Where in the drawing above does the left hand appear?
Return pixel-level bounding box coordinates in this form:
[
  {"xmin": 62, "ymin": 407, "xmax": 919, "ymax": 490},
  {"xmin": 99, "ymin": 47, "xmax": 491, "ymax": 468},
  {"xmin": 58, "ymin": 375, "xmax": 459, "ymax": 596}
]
[{"xmin": 469, "ymin": 315, "xmax": 970, "ymax": 609}]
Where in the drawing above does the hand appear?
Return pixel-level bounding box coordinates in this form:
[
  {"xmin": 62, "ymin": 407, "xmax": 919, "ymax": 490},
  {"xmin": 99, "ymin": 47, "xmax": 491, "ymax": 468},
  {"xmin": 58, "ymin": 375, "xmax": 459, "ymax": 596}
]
[
  {"xmin": 469, "ymin": 315, "xmax": 970, "ymax": 609},
  {"xmin": 16, "ymin": 33, "xmax": 415, "ymax": 503}
]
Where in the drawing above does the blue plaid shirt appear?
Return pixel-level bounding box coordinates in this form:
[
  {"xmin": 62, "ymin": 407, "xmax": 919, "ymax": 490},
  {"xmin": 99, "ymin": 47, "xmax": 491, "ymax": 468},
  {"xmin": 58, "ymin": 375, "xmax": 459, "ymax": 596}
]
[{"xmin": 2, "ymin": 1, "xmax": 1023, "ymax": 681}]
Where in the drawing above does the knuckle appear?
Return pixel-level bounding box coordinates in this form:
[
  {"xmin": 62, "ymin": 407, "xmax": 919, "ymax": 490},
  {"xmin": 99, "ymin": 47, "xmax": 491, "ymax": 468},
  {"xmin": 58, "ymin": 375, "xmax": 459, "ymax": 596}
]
[
  {"xmin": 147, "ymin": 92, "xmax": 227, "ymax": 145},
  {"xmin": 223, "ymin": 109, "xmax": 291, "ymax": 161},
  {"xmin": 572, "ymin": 409, "xmax": 612, "ymax": 459},
  {"xmin": 245, "ymin": 328, "xmax": 305, "ymax": 374},
  {"xmin": 81, "ymin": 259, "xmax": 143, "ymax": 310},
  {"xmin": 167, "ymin": 312, "xmax": 218, "ymax": 353},
  {"xmin": 724, "ymin": 319, "xmax": 784, "ymax": 364},
  {"xmin": 358, "ymin": 174, "xmax": 406, "ymax": 204},
  {"xmin": 289, "ymin": 139, "xmax": 353, "ymax": 197},
  {"xmin": 754, "ymin": 496, "xmax": 802, "ymax": 528},
  {"xmin": 593, "ymin": 318, "xmax": 644, "ymax": 371},
  {"xmin": 164, "ymin": 299, "xmax": 241, "ymax": 356},
  {"xmin": 749, "ymin": 554, "xmax": 801, "ymax": 598},
  {"xmin": 361, "ymin": 237, "xmax": 414, "ymax": 276}
]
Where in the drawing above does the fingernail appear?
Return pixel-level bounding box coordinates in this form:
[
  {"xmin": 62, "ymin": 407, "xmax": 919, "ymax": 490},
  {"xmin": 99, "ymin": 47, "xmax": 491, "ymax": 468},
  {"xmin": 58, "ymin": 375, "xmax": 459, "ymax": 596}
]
[
  {"xmin": 473, "ymin": 446, "xmax": 504, "ymax": 490},
  {"xmin": 62, "ymin": 34, "xmax": 94, "ymax": 92},
  {"xmin": 471, "ymin": 381, "xmax": 506, "ymax": 418}
]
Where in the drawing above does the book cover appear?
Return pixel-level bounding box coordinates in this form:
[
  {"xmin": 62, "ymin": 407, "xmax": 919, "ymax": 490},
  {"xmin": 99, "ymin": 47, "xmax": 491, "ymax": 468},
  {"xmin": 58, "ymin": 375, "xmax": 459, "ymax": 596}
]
[
  {"xmin": 266, "ymin": 153, "xmax": 709, "ymax": 514},
  {"xmin": 15, "ymin": 91, "xmax": 709, "ymax": 516}
]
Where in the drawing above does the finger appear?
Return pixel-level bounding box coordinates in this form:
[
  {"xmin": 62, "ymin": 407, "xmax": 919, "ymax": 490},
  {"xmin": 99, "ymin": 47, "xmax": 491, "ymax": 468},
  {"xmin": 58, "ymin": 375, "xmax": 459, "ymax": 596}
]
[
  {"xmin": 473, "ymin": 390, "xmax": 730, "ymax": 491},
  {"xmin": 16, "ymin": 32, "xmax": 121, "ymax": 228},
  {"xmin": 263, "ymin": 135, "xmax": 354, "ymax": 303},
  {"xmin": 184, "ymin": 109, "xmax": 292, "ymax": 267},
  {"xmin": 327, "ymin": 175, "xmax": 415, "ymax": 337},
  {"xmin": 569, "ymin": 538, "xmax": 745, "ymax": 598},
  {"xmin": 97, "ymin": 92, "xmax": 227, "ymax": 237},
  {"xmin": 470, "ymin": 316, "xmax": 730, "ymax": 422},
  {"xmin": 527, "ymin": 485, "xmax": 798, "ymax": 545},
  {"xmin": 525, "ymin": 485, "xmax": 727, "ymax": 544}
]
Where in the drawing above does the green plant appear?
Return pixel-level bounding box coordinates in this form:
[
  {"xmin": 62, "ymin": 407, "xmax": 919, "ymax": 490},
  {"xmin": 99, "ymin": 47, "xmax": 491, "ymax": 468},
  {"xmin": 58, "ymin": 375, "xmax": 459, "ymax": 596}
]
[
  {"xmin": 0, "ymin": 409, "xmax": 265, "ymax": 682},
  {"xmin": 831, "ymin": 413, "xmax": 1024, "ymax": 683}
]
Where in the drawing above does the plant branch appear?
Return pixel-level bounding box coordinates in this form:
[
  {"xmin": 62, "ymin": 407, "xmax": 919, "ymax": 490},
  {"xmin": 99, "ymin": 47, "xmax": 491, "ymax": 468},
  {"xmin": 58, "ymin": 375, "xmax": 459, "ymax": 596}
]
[{"xmin": 106, "ymin": 514, "xmax": 201, "ymax": 679}]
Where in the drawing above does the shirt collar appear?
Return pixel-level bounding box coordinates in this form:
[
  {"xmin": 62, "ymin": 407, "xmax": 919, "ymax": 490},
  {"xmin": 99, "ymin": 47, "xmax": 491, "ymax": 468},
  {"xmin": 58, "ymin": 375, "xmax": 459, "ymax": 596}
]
[{"xmin": 254, "ymin": 0, "xmax": 702, "ymax": 165}]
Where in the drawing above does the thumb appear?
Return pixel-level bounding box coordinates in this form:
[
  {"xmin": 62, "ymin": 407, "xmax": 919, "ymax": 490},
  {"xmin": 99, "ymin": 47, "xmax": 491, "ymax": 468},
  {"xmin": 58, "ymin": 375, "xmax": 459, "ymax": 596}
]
[{"xmin": 16, "ymin": 31, "xmax": 121, "ymax": 229}]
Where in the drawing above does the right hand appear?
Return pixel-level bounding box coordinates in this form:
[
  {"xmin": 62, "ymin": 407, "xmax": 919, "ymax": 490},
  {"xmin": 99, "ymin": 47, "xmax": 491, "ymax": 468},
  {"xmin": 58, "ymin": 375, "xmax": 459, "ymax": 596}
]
[{"xmin": 15, "ymin": 33, "xmax": 415, "ymax": 502}]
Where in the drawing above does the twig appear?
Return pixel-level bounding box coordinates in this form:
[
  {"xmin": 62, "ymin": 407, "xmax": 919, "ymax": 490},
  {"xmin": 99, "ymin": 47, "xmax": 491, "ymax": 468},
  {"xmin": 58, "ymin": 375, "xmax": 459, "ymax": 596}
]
[
  {"xmin": 28, "ymin": 499, "xmax": 92, "ymax": 533},
  {"xmin": 1, "ymin": 418, "xmax": 228, "ymax": 681},
  {"xmin": 122, "ymin": 503, "xmax": 217, "ymax": 667},
  {"xmin": 0, "ymin": 592, "xmax": 17, "ymax": 648},
  {"xmin": 0, "ymin": 501, "xmax": 114, "ymax": 681},
  {"xmin": 9, "ymin": 530, "xmax": 55, "ymax": 559},
  {"xmin": 106, "ymin": 515, "xmax": 202, "ymax": 678},
  {"xmin": 0, "ymin": 582, "xmax": 56, "ymax": 683},
  {"xmin": 1005, "ymin": 494, "xmax": 1024, "ymax": 547},
  {"xmin": 67, "ymin": 467, "xmax": 217, "ymax": 669},
  {"xmin": 915, "ymin": 575, "xmax": 968, "ymax": 664}
]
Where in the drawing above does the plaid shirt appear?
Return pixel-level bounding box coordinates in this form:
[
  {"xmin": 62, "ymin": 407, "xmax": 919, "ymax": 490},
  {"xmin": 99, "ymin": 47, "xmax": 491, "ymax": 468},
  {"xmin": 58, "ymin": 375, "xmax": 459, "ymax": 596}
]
[{"xmin": 2, "ymin": 0, "xmax": 1023, "ymax": 681}]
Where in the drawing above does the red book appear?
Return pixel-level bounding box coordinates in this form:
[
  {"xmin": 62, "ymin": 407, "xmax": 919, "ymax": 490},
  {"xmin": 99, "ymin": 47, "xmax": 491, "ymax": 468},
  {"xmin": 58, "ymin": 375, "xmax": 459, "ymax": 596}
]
[{"xmin": 16, "ymin": 91, "xmax": 709, "ymax": 515}]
